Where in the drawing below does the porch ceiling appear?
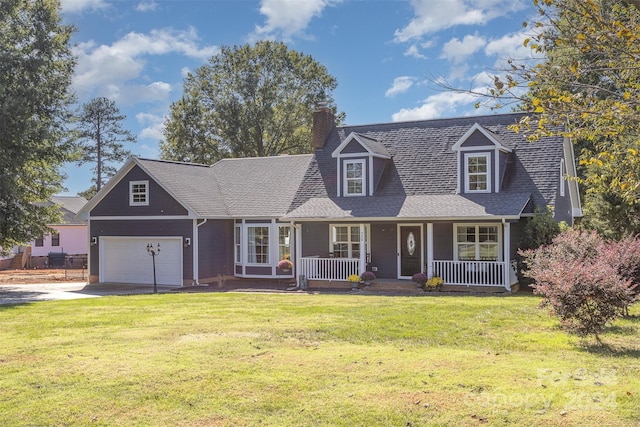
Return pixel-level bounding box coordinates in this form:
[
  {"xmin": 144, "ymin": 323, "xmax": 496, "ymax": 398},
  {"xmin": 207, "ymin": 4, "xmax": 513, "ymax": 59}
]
[{"xmin": 282, "ymin": 193, "xmax": 530, "ymax": 220}]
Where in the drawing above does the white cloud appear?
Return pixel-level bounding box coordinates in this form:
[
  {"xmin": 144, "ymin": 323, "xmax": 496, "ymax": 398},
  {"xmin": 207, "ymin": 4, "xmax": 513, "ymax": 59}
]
[
  {"xmin": 385, "ymin": 76, "xmax": 416, "ymax": 98},
  {"xmin": 136, "ymin": 112, "xmax": 165, "ymax": 141},
  {"xmin": 106, "ymin": 82, "xmax": 172, "ymax": 106},
  {"xmin": 252, "ymin": 0, "xmax": 340, "ymax": 40},
  {"xmin": 391, "ymin": 90, "xmax": 481, "ymax": 122},
  {"xmin": 136, "ymin": 1, "xmax": 158, "ymax": 12},
  {"xmin": 394, "ymin": 0, "xmax": 527, "ymax": 42},
  {"xmin": 404, "ymin": 44, "xmax": 426, "ymax": 59},
  {"xmin": 60, "ymin": 0, "xmax": 108, "ymax": 13},
  {"xmin": 72, "ymin": 28, "xmax": 217, "ymax": 101},
  {"xmin": 441, "ymin": 34, "xmax": 486, "ymax": 64}
]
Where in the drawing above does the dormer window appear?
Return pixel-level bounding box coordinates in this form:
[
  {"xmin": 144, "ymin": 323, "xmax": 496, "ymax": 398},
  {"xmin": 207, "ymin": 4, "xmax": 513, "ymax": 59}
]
[
  {"xmin": 465, "ymin": 154, "xmax": 490, "ymax": 193},
  {"xmin": 130, "ymin": 180, "xmax": 149, "ymax": 206},
  {"xmin": 453, "ymin": 124, "xmax": 512, "ymax": 194},
  {"xmin": 332, "ymin": 132, "xmax": 391, "ymax": 197},
  {"xmin": 344, "ymin": 159, "xmax": 365, "ymax": 196}
]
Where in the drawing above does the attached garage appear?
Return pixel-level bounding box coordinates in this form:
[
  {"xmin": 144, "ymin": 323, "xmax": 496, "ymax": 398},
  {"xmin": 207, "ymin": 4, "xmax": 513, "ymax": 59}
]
[{"xmin": 99, "ymin": 237, "xmax": 183, "ymax": 286}]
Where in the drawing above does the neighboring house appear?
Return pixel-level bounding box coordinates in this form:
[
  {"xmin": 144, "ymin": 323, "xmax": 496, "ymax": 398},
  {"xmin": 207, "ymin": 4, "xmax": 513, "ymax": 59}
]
[
  {"xmin": 0, "ymin": 196, "xmax": 88, "ymax": 270},
  {"xmin": 30, "ymin": 196, "xmax": 89, "ymax": 268},
  {"xmin": 76, "ymin": 109, "xmax": 581, "ymax": 290}
]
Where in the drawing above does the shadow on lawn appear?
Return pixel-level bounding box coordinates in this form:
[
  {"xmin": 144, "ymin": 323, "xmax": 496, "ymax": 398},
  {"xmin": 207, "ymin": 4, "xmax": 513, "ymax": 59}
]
[
  {"xmin": 579, "ymin": 341, "xmax": 640, "ymax": 358},
  {"xmin": 0, "ymin": 288, "xmax": 40, "ymax": 308}
]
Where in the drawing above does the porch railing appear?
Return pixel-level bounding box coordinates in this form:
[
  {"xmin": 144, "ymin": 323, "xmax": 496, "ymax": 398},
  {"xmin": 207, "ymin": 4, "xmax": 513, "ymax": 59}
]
[
  {"xmin": 300, "ymin": 257, "xmax": 360, "ymax": 281},
  {"xmin": 432, "ymin": 260, "xmax": 507, "ymax": 287}
]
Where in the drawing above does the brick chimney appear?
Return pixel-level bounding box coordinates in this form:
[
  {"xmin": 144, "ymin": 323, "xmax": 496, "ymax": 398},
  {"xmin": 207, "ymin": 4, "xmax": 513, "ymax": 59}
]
[{"xmin": 312, "ymin": 103, "xmax": 335, "ymax": 150}]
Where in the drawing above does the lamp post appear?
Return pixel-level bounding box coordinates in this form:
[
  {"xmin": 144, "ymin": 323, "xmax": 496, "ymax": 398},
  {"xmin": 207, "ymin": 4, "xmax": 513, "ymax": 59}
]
[{"xmin": 146, "ymin": 242, "xmax": 161, "ymax": 293}]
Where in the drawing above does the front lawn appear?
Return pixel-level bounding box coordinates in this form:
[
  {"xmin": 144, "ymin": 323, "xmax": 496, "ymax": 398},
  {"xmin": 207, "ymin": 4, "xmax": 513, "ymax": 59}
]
[{"xmin": 0, "ymin": 293, "xmax": 638, "ymax": 426}]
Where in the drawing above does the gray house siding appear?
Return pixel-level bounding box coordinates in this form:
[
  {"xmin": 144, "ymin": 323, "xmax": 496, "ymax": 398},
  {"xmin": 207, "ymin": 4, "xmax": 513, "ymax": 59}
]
[
  {"xmin": 89, "ymin": 219, "xmax": 193, "ymax": 282},
  {"xmin": 301, "ymin": 223, "xmax": 329, "ymax": 257},
  {"xmin": 432, "ymin": 222, "xmax": 453, "ymax": 261},
  {"xmin": 462, "ymin": 129, "xmax": 493, "ymax": 147},
  {"xmin": 372, "ymin": 157, "xmax": 388, "ymax": 193},
  {"xmin": 198, "ymin": 219, "xmax": 234, "ymax": 282},
  {"xmin": 369, "ymin": 222, "xmax": 398, "ymax": 278},
  {"xmin": 343, "ymin": 139, "xmax": 366, "ymax": 153},
  {"xmin": 92, "ymin": 166, "xmax": 188, "ymax": 217},
  {"xmin": 554, "ymin": 181, "xmax": 574, "ymax": 225}
]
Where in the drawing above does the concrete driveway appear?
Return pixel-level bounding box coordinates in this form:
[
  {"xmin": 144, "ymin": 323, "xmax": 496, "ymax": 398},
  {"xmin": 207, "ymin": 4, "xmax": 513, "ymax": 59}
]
[{"xmin": 0, "ymin": 282, "xmax": 173, "ymax": 305}]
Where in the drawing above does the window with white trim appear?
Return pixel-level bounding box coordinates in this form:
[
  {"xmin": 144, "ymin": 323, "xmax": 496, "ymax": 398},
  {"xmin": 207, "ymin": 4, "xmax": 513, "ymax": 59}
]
[
  {"xmin": 278, "ymin": 226, "xmax": 291, "ymax": 261},
  {"xmin": 343, "ymin": 159, "xmax": 365, "ymax": 196},
  {"xmin": 465, "ymin": 154, "xmax": 490, "ymax": 193},
  {"xmin": 129, "ymin": 180, "xmax": 149, "ymax": 206},
  {"xmin": 51, "ymin": 232, "xmax": 60, "ymax": 247},
  {"xmin": 559, "ymin": 158, "xmax": 565, "ymax": 197},
  {"xmin": 455, "ymin": 225, "xmax": 499, "ymax": 261},
  {"xmin": 330, "ymin": 224, "xmax": 369, "ymax": 258},
  {"xmin": 247, "ymin": 226, "xmax": 269, "ymax": 264},
  {"xmin": 234, "ymin": 225, "xmax": 242, "ymax": 263}
]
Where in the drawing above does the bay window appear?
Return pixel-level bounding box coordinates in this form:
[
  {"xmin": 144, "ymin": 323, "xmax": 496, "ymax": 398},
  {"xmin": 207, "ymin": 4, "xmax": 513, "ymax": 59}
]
[{"xmin": 234, "ymin": 221, "xmax": 294, "ymax": 275}]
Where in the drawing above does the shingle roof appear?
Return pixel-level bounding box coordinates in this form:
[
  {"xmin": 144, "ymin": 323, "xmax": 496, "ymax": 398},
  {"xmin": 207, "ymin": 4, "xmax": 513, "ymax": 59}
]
[
  {"xmin": 283, "ymin": 193, "xmax": 531, "ymax": 220},
  {"xmin": 47, "ymin": 196, "xmax": 88, "ymax": 225},
  {"xmin": 211, "ymin": 154, "xmax": 314, "ymax": 217},
  {"xmin": 135, "ymin": 158, "xmax": 227, "ymax": 217},
  {"xmin": 91, "ymin": 113, "xmax": 565, "ymax": 222},
  {"xmin": 290, "ymin": 112, "xmax": 563, "ymax": 219},
  {"xmin": 135, "ymin": 155, "xmax": 314, "ymax": 218},
  {"xmin": 354, "ymin": 133, "xmax": 390, "ymax": 157}
]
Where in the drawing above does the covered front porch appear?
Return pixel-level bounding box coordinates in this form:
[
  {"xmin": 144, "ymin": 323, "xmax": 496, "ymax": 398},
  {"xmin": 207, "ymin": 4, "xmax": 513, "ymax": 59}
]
[
  {"xmin": 294, "ymin": 220, "xmax": 519, "ymax": 291},
  {"xmin": 298, "ymin": 257, "xmax": 516, "ymax": 290}
]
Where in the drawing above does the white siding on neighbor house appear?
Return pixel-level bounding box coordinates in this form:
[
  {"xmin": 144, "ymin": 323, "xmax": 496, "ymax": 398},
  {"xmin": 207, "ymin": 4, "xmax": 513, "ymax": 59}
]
[{"xmin": 30, "ymin": 225, "xmax": 88, "ymax": 256}]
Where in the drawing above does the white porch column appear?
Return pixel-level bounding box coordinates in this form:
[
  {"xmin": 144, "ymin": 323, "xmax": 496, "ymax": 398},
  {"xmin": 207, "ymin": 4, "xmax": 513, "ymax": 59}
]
[
  {"xmin": 192, "ymin": 219, "xmax": 198, "ymax": 286},
  {"xmin": 426, "ymin": 223, "xmax": 434, "ymax": 278},
  {"xmin": 359, "ymin": 223, "xmax": 366, "ymax": 274},
  {"xmin": 503, "ymin": 221, "xmax": 511, "ymax": 290},
  {"xmin": 295, "ymin": 223, "xmax": 302, "ymax": 285}
]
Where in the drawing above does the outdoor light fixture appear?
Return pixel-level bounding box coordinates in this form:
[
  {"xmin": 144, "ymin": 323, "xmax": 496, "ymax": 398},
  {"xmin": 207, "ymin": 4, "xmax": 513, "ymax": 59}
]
[
  {"xmin": 146, "ymin": 242, "xmax": 161, "ymax": 293},
  {"xmin": 184, "ymin": 237, "xmax": 191, "ymax": 247},
  {"xmin": 91, "ymin": 237, "xmax": 97, "ymax": 246}
]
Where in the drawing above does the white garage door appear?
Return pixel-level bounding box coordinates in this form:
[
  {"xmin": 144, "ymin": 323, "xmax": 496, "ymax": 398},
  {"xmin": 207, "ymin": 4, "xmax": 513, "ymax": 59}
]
[{"xmin": 100, "ymin": 237, "xmax": 183, "ymax": 286}]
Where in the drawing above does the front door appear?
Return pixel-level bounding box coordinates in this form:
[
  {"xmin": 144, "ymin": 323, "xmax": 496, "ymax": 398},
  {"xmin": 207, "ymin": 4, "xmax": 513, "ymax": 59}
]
[{"xmin": 399, "ymin": 225, "xmax": 422, "ymax": 278}]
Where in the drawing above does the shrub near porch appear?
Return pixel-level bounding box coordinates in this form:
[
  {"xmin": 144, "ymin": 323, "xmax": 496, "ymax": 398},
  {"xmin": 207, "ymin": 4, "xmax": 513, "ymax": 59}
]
[{"xmin": 0, "ymin": 294, "xmax": 638, "ymax": 426}]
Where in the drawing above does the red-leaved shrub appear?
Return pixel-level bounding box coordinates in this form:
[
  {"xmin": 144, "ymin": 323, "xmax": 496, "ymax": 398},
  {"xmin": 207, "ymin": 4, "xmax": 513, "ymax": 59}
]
[{"xmin": 521, "ymin": 229, "xmax": 638, "ymax": 342}]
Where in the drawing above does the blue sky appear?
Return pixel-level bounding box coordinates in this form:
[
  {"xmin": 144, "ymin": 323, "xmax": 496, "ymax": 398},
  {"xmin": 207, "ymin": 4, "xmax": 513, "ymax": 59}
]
[{"xmin": 58, "ymin": 0, "xmax": 539, "ymax": 195}]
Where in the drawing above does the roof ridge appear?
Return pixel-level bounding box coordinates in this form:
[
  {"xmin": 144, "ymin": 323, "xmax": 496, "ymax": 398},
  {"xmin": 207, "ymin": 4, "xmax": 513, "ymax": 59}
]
[
  {"xmin": 216, "ymin": 153, "xmax": 314, "ymax": 163},
  {"xmin": 339, "ymin": 111, "xmax": 527, "ymax": 129},
  {"xmin": 136, "ymin": 157, "xmax": 213, "ymax": 168}
]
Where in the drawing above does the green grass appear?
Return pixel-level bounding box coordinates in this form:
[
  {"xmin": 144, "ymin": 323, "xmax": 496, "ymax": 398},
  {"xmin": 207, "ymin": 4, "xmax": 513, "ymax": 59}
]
[{"xmin": 0, "ymin": 293, "xmax": 638, "ymax": 426}]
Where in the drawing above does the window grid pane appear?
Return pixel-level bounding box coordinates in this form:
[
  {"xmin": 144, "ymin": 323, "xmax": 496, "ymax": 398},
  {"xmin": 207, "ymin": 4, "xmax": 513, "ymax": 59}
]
[
  {"xmin": 247, "ymin": 227, "xmax": 269, "ymax": 264},
  {"xmin": 467, "ymin": 156, "xmax": 488, "ymax": 191},
  {"xmin": 456, "ymin": 225, "xmax": 499, "ymax": 261},
  {"xmin": 345, "ymin": 161, "xmax": 364, "ymax": 195},
  {"xmin": 278, "ymin": 227, "xmax": 291, "ymax": 261},
  {"xmin": 331, "ymin": 225, "xmax": 368, "ymax": 258}
]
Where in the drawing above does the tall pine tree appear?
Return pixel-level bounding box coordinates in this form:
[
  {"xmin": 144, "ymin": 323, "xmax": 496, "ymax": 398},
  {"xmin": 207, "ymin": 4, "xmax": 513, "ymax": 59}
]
[{"xmin": 74, "ymin": 97, "xmax": 136, "ymax": 197}]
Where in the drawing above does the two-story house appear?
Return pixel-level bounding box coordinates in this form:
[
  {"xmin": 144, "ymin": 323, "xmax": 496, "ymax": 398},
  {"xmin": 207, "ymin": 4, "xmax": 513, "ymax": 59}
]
[{"xmin": 76, "ymin": 108, "xmax": 581, "ymax": 290}]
